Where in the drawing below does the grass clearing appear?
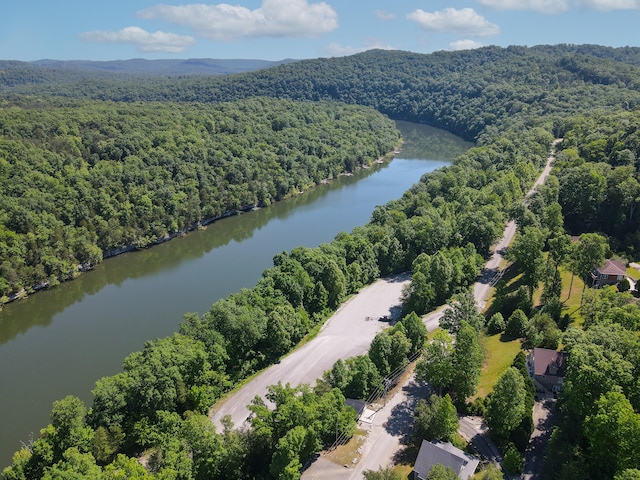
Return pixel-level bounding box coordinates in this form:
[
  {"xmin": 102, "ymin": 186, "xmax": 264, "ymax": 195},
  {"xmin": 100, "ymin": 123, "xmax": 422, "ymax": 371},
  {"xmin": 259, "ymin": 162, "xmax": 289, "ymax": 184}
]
[
  {"xmin": 393, "ymin": 464, "xmax": 413, "ymax": 479},
  {"xmin": 328, "ymin": 429, "xmax": 367, "ymax": 467},
  {"xmin": 627, "ymin": 266, "xmax": 640, "ymax": 282},
  {"xmin": 476, "ymin": 333, "xmax": 522, "ymax": 398},
  {"xmin": 559, "ymin": 266, "xmax": 585, "ymax": 326}
]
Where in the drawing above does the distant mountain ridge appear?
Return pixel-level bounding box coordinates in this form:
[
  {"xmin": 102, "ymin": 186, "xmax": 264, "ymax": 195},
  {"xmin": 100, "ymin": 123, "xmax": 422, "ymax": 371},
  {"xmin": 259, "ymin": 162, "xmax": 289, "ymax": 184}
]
[{"xmin": 28, "ymin": 57, "xmax": 297, "ymax": 76}]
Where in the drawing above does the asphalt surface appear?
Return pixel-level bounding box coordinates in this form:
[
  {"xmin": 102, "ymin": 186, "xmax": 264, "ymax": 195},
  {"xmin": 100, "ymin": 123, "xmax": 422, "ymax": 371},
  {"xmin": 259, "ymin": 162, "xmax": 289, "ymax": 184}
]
[
  {"xmin": 303, "ymin": 372, "xmax": 429, "ymax": 480},
  {"xmin": 523, "ymin": 398, "xmax": 557, "ymax": 480},
  {"xmin": 459, "ymin": 416, "xmax": 502, "ymax": 464},
  {"xmin": 215, "ymin": 141, "xmax": 561, "ymax": 477},
  {"xmin": 303, "ymin": 140, "xmax": 560, "ymax": 478},
  {"xmin": 210, "ymin": 273, "xmax": 411, "ymax": 430}
]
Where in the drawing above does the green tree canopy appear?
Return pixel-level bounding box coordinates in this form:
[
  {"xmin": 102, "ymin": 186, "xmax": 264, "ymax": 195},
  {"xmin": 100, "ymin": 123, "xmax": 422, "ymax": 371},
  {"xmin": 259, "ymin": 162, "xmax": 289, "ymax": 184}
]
[{"xmin": 486, "ymin": 367, "xmax": 527, "ymax": 439}]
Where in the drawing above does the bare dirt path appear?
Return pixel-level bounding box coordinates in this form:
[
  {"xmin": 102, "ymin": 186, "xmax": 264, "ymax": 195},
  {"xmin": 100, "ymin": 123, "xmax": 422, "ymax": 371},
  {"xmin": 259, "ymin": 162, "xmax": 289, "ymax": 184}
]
[{"xmin": 210, "ymin": 273, "xmax": 411, "ymax": 430}]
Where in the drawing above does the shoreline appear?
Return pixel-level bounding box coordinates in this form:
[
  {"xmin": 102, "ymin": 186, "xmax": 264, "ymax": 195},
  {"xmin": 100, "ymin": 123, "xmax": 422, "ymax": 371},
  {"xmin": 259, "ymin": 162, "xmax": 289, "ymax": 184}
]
[{"xmin": 1, "ymin": 147, "xmax": 400, "ymax": 309}]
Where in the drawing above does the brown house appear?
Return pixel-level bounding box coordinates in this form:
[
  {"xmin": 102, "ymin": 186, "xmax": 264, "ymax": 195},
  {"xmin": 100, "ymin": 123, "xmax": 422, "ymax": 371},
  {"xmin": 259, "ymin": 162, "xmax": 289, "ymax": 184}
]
[
  {"xmin": 528, "ymin": 347, "xmax": 568, "ymax": 393},
  {"xmin": 590, "ymin": 259, "xmax": 627, "ymax": 288}
]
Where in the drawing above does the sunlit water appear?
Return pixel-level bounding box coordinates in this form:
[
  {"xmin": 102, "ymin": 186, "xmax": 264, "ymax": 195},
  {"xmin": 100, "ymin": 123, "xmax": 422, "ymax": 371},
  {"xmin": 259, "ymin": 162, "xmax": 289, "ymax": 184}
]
[{"xmin": 0, "ymin": 121, "xmax": 471, "ymax": 467}]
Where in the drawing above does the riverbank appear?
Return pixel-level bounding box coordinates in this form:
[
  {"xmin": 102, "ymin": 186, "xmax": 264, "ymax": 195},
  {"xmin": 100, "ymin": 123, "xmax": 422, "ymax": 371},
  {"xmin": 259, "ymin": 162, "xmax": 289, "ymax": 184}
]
[
  {"xmin": 1, "ymin": 148, "xmax": 401, "ymax": 309},
  {"xmin": 0, "ymin": 121, "xmax": 461, "ymax": 470}
]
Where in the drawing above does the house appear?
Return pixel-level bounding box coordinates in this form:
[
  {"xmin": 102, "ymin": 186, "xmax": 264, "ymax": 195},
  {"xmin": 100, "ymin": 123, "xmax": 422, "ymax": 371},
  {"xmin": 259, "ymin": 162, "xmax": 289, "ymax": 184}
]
[
  {"xmin": 590, "ymin": 259, "xmax": 627, "ymax": 288},
  {"xmin": 413, "ymin": 440, "xmax": 479, "ymax": 480},
  {"xmin": 528, "ymin": 347, "xmax": 569, "ymax": 393}
]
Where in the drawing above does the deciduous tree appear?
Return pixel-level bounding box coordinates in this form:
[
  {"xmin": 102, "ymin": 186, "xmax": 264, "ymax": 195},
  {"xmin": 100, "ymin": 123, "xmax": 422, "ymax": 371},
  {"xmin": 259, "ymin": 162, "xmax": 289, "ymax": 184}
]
[{"xmin": 486, "ymin": 368, "xmax": 527, "ymax": 438}]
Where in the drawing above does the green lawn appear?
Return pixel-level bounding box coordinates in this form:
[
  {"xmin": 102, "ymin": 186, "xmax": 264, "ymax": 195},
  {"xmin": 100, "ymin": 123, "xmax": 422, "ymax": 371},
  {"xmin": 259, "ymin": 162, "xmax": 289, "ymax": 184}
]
[
  {"xmin": 626, "ymin": 266, "xmax": 640, "ymax": 282},
  {"xmin": 477, "ymin": 333, "xmax": 522, "ymax": 398},
  {"xmin": 559, "ymin": 266, "xmax": 585, "ymax": 325}
]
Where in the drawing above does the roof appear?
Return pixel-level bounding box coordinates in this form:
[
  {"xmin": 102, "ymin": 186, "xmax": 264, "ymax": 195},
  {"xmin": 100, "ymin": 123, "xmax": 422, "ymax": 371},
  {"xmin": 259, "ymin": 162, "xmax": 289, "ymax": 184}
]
[
  {"xmin": 533, "ymin": 348, "xmax": 568, "ymax": 377},
  {"xmin": 596, "ymin": 259, "xmax": 626, "ymax": 277},
  {"xmin": 345, "ymin": 398, "xmax": 366, "ymax": 416},
  {"xmin": 414, "ymin": 440, "xmax": 479, "ymax": 480}
]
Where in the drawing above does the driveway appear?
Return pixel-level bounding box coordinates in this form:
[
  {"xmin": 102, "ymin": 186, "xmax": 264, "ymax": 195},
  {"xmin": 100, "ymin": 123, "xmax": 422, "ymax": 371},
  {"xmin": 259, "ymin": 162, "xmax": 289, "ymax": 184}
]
[
  {"xmin": 458, "ymin": 416, "xmax": 502, "ymax": 464},
  {"xmin": 523, "ymin": 398, "xmax": 556, "ymax": 480},
  {"xmin": 303, "ymin": 140, "xmax": 560, "ymax": 478}
]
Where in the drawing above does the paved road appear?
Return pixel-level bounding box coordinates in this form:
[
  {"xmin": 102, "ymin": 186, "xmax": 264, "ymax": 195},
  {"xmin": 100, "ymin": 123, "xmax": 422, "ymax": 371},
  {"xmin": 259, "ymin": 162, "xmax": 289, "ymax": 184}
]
[
  {"xmin": 303, "ymin": 372, "xmax": 429, "ymax": 480},
  {"xmin": 219, "ymin": 141, "xmax": 561, "ymax": 476},
  {"xmin": 474, "ymin": 139, "xmax": 559, "ymax": 310},
  {"xmin": 304, "ymin": 140, "xmax": 561, "ymax": 478},
  {"xmin": 210, "ymin": 273, "xmax": 411, "ymax": 430},
  {"xmin": 349, "ymin": 375, "xmax": 428, "ymax": 478},
  {"xmin": 459, "ymin": 416, "xmax": 502, "ymax": 464}
]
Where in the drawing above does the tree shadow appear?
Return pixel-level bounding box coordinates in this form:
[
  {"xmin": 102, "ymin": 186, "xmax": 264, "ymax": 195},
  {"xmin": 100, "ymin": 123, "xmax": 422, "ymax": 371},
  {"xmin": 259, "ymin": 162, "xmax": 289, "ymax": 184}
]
[
  {"xmin": 524, "ymin": 400, "xmax": 558, "ymax": 478},
  {"xmin": 392, "ymin": 442, "xmax": 420, "ymax": 467},
  {"xmin": 382, "ymin": 380, "xmax": 427, "ymax": 441}
]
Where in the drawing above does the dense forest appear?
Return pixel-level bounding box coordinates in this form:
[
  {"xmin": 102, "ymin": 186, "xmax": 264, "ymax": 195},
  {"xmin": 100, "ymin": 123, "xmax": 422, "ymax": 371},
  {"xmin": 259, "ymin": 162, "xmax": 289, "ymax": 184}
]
[
  {"xmin": 5, "ymin": 44, "xmax": 640, "ymax": 141},
  {"xmin": 0, "ymin": 98, "xmax": 399, "ymax": 299},
  {"xmin": 2, "ymin": 44, "xmax": 640, "ymax": 479}
]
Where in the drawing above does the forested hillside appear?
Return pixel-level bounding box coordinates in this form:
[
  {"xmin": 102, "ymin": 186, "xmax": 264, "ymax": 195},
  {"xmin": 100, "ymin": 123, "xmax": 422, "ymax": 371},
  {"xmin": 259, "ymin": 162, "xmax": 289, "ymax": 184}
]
[
  {"xmin": 2, "ymin": 45, "xmax": 640, "ymax": 479},
  {"xmin": 0, "ymin": 97, "xmax": 399, "ymax": 299},
  {"xmin": 4, "ymin": 45, "xmax": 640, "ymax": 140}
]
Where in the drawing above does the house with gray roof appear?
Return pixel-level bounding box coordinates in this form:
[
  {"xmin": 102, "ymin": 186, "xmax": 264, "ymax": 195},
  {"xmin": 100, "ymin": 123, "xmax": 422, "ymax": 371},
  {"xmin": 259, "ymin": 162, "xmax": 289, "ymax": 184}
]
[
  {"xmin": 590, "ymin": 259, "xmax": 627, "ymax": 288},
  {"xmin": 413, "ymin": 440, "xmax": 479, "ymax": 480}
]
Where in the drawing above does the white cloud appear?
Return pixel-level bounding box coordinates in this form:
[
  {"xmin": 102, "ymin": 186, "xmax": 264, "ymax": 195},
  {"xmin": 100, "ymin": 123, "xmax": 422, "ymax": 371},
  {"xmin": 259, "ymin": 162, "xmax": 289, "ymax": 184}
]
[
  {"xmin": 375, "ymin": 10, "xmax": 396, "ymax": 20},
  {"xmin": 79, "ymin": 26, "xmax": 195, "ymax": 53},
  {"xmin": 326, "ymin": 39, "xmax": 396, "ymax": 57},
  {"xmin": 138, "ymin": 0, "xmax": 338, "ymax": 41},
  {"xmin": 576, "ymin": 0, "xmax": 640, "ymax": 10},
  {"xmin": 407, "ymin": 7, "xmax": 500, "ymax": 36},
  {"xmin": 450, "ymin": 39, "xmax": 485, "ymax": 50},
  {"xmin": 478, "ymin": 0, "xmax": 640, "ymax": 12},
  {"xmin": 477, "ymin": 0, "xmax": 569, "ymax": 13}
]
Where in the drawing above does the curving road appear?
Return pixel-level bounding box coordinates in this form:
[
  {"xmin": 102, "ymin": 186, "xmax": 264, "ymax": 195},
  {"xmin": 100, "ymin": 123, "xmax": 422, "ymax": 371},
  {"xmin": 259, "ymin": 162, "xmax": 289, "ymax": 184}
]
[
  {"xmin": 214, "ymin": 140, "xmax": 560, "ymax": 478},
  {"xmin": 304, "ymin": 139, "xmax": 561, "ymax": 479}
]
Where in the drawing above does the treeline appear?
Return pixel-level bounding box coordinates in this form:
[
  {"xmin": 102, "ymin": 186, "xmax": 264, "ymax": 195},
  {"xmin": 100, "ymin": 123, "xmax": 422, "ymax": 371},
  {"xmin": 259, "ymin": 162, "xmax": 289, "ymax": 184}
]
[
  {"xmin": 0, "ymin": 97, "xmax": 399, "ymax": 299},
  {"xmin": 546, "ymin": 288, "xmax": 640, "ymax": 479},
  {"xmin": 5, "ymin": 46, "xmax": 640, "ymax": 141},
  {"xmin": 502, "ymin": 193, "xmax": 640, "ymax": 478},
  {"xmin": 539, "ymin": 112, "xmax": 640, "ymax": 479},
  {"xmin": 4, "ymin": 44, "xmax": 640, "ymax": 478},
  {"xmin": 554, "ymin": 111, "xmax": 640, "ymax": 253},
  {"xmin": 474, "ymin": 120, "xmax": 640, "ymax": 478}
]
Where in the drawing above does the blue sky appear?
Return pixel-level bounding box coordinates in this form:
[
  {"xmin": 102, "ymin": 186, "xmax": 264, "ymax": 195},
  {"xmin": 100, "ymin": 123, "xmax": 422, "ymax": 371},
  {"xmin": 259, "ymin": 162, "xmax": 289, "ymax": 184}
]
[{"xmin": 1, "ymin": 0, "xmax": 639, "ymax": 61}]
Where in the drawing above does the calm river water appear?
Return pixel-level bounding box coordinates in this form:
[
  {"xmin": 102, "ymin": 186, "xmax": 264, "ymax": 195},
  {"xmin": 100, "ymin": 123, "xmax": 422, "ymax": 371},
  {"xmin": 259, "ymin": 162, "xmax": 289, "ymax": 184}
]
[{"xmin": 0, "ymin": 121, "xmax": 471, "ymax": 467}]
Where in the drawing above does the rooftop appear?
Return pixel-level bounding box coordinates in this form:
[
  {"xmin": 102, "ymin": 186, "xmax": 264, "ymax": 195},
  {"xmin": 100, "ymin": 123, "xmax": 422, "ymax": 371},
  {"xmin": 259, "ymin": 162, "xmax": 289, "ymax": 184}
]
[
  {"xmin": 414, "ymin": 440, "xmax": 479, "ymax": 480},
  {"xmin": 596, "ymin": 259, "xmax": 626, "ymax": 276},
  {"xmin": 532, "ymin": 347, "xmax": 568, "ymax": 377}
]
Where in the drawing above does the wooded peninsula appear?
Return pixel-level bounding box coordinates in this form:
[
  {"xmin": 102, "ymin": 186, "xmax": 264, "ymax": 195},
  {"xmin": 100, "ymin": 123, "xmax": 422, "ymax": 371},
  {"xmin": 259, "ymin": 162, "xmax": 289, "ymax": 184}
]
[{"xmin": 2, "ymin": 44, "xmax": 640, "ymax": 479}]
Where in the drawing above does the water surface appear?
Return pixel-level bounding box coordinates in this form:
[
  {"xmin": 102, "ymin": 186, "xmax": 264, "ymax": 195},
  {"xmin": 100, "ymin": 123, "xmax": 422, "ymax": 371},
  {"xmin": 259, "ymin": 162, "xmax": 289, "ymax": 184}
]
[{"xmin": 0, "ymin": 121, "xmax": 472, "ymax": 467}]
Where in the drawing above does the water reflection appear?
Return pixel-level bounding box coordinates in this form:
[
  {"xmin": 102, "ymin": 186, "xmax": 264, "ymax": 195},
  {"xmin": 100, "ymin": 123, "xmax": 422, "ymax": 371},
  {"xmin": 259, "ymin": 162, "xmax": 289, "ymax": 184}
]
[
  {"xmin": 0, "ymin": 121, "xmax": 472, "ymax": 468},
  {"xmin": 0, "ymin": 162, "xmax": 393, "ymax": 346}
]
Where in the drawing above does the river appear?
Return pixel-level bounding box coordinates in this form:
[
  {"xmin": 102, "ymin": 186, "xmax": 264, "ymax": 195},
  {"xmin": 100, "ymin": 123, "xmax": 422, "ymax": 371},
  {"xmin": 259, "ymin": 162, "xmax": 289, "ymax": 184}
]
[{"xmin": 0, "ymin": 121, "xmax": 472, "ymax": 467}]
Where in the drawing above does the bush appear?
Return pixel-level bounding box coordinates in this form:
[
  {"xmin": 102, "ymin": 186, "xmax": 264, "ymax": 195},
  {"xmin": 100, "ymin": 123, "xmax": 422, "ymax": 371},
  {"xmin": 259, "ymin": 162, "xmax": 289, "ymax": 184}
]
[
  {"xmin": 618, "ymin": 278, "xmax": 631, "ymax": 292},
  {"xmin": 487, "ymin": 313, "xmax": 506, "ymax": 334},
  {"xmin": 467, "ymin": 396, "xmax": 487, "ymax": 416},
  {"xmin": 503, "ymin": 442, "xmax": 524, "ymax": 475}
]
